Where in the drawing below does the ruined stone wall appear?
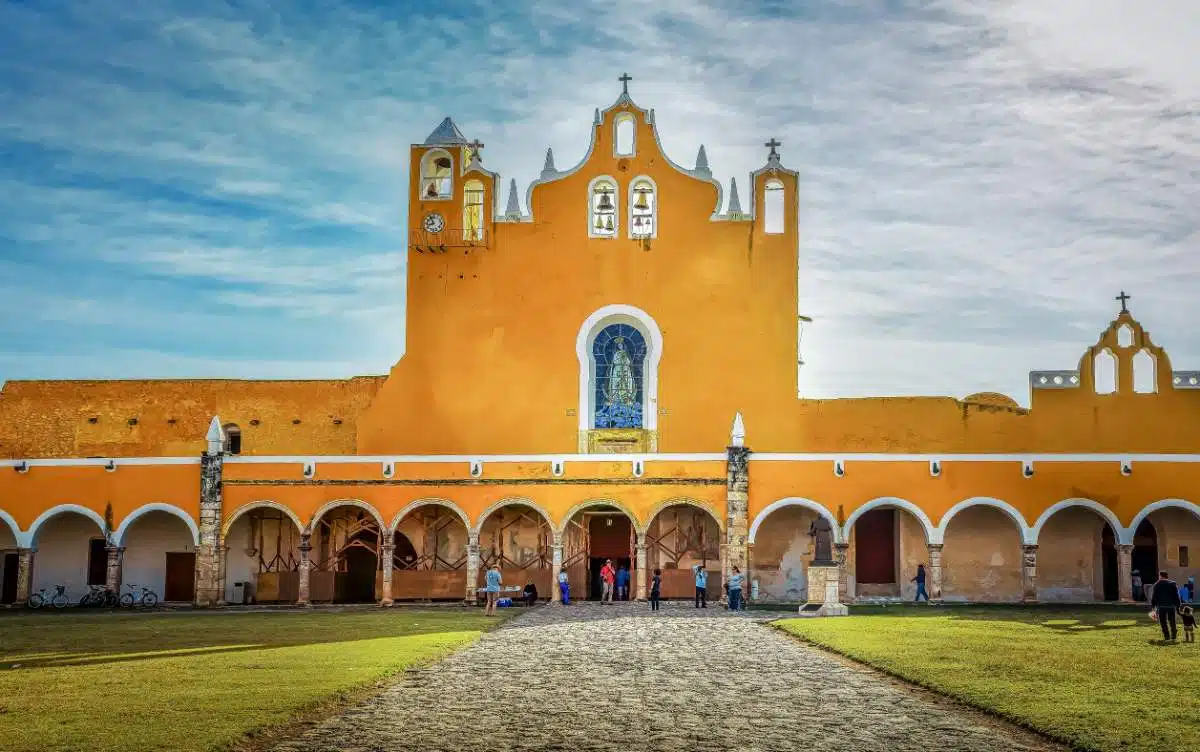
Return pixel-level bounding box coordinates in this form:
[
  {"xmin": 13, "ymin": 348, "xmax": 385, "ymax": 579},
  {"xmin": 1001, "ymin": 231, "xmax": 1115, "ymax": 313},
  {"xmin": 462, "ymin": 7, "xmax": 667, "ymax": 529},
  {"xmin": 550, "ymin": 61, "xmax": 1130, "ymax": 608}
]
[{"xmin": 751, "ymin": 506, "xmax": 816, "ymax": 602}]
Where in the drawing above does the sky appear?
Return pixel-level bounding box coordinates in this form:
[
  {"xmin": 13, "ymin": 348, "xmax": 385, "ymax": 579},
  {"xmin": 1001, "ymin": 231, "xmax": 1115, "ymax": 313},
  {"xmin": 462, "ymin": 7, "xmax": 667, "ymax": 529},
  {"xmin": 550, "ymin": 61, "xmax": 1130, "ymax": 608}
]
[{"xmin": 0, "ymin": 0, "xmax": 1197, "ymax": 405}]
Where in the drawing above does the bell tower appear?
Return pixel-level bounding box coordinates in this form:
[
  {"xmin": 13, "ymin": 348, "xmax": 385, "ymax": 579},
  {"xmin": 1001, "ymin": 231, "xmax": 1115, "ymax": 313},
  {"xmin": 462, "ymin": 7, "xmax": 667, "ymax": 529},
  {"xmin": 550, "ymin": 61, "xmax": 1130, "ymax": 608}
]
[{"xmin": 408, "ymin": 117, "xmax": 494, "ymax": 254}]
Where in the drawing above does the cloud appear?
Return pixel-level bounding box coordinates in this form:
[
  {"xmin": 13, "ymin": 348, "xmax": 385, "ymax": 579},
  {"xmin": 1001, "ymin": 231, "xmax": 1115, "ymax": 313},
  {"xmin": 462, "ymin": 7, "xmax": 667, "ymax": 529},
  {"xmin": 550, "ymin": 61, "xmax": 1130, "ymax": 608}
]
[{"xmin": 0, "ymin": 0, "xmax": 1196, "ymax": 408}]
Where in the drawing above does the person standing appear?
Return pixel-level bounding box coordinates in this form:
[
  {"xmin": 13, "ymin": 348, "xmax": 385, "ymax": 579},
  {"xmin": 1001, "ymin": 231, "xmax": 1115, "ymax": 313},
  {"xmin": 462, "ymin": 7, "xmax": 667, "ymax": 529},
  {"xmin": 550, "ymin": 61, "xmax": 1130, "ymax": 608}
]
[
  {"xmin": 727, "ymin": 566, "xmax": 745, "ymax": 612},
  {"xmin": 1180, "ymin": 605, "xmax": 1195, "ymax": 643},
  {"xmin": 1151, "ymin": 569, "xmax": 1181, "ymax": 642},
  {"xmin": 600, "ymin": 559, "xmax": 616, "ymax": 604},
  {"xmin": 558, "ymin": 567, "xmax": 570, "ymax": 605},
  {"xmin": 484, "ymin": 564, "xmax": 502, "ymax": 617},
  {"xmin": 650, "ymin": 568, "xmax": 662, "ymax": 612},
  {"xmin": 913, "ymin": 564, "xmax": 929, "ymax": 603},
  {"xmin": 616, "ymin": 564, "xmax": 630, "ymax": 601},
  {"xmin": 1131, "ymin": 570, "xmax": 1144, "ymax": 602},
  {"xmin": 694, "ymin": 564, "xmax": 708, "ymax": 608}
]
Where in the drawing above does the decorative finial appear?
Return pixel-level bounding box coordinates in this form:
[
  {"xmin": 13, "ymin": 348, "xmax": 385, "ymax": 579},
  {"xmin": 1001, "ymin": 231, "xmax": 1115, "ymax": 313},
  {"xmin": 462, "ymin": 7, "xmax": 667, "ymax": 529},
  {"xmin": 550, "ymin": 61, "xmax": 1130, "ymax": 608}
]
[
  {"xmin": 765, "ymin": 137, "xmax": 782, "ymax": 165},
  {"xmin": 731, "ymin": 412, "xmax": 746, "ymax": 448},
  {"xmin": 205, "ymin": 417, "xmax": 225, "ymax": 456},
  {"xmin": 618, "ymin": 72, "xmax": 632, "ymax": 95},
  {"xmin": 504, "ymin": 178, "xmax": 521, "ymax": 218},
  {"xmin": 466, "ymin": 138, "xmax": 485, "ymax": 162},
  {"xmin": 694, "ymin": 145, "xmax": 711, "ymax": 177},
  {"xmin": 541, "ymin": 147, "xmax": 557, "ymax": 178},
  {"xmin": 1115, "ymin": 290, "xmax": 1131, "ymax": 314},
  {"xmin": 594, "ymin": 107, "xmax": 601, "ymax": 125},
  {"xmin": 726, "ymin": 177, "xmax": 743, "ymax": 216}
]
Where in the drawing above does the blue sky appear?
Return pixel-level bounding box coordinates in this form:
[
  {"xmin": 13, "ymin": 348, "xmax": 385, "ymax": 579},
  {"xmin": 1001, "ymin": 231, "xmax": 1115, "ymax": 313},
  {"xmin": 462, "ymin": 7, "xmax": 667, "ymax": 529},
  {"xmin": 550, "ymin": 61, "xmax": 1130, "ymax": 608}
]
[{"xmin": 1, "ymin": 0, "xmax": 1197, "ymax": 405}]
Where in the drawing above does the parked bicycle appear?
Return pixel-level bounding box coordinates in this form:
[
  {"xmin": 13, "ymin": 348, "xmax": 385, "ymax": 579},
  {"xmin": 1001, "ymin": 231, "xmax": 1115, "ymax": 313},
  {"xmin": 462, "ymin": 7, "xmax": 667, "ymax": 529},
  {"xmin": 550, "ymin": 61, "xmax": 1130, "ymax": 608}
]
[
  {"xmin": 79, "ymin": 585, "xmax": 118, "ymax": 608},
  {"xmin": 119, "ymin": 583, "xmax": 158, "ymax": 608},
  {"xmin": 28, "ymin": 584, "xmax": 70, "ymax": 609}
]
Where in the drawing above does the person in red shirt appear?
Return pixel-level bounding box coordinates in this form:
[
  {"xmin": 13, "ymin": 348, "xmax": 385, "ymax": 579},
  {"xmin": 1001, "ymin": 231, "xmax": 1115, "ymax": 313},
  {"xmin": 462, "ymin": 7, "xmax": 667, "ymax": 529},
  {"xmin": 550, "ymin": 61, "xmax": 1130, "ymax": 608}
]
[{"xmin": 600, "ymin": 559, "xmax": 616, "ymax": 604}]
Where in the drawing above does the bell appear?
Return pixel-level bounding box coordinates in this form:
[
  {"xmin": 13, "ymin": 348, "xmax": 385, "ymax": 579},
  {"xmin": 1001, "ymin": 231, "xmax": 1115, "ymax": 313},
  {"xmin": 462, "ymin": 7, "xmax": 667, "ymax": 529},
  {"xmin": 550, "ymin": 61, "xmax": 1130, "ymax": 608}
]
[
  {"xmin": 633, "ymin": 189, "xmax": 650, "ymax": 211},
  {"xmin": 596, "ymin": 191, "xmax": 615, "ymax": 212},
  {"xmin": 594, "ymin": 214, "xmax": 604, "ymax": 231},
  {"xmin": 604, "ymin": 215, "xmax": 614, "ymax": 232}
]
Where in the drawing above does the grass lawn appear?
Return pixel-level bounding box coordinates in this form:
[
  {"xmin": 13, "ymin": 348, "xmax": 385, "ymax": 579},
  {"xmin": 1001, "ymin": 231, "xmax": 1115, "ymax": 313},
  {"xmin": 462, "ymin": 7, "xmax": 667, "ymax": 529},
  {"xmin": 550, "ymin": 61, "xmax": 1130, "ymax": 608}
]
[
  {"xmin": 0, "ymin": 607, "xmax": 508, "ymax": 752},
  {"xmin": 776, "ymin": 605, "xmax": 1200, "ymax": 752}
]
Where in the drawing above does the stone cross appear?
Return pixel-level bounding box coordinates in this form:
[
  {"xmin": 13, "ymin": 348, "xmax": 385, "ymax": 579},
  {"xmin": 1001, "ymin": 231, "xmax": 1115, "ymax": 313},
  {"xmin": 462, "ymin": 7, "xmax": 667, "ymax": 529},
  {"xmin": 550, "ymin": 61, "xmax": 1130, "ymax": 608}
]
[
  {"xmin": 1116, "ymin": 290, "xmax": 1131, "ymax": 313},
  {"xmin": 764, "ymin": 137, "xmax": 782, "ymax": 157},
  {"xmin": 619, "ymin": 72, "xmax": 632, "ymax": 94}
]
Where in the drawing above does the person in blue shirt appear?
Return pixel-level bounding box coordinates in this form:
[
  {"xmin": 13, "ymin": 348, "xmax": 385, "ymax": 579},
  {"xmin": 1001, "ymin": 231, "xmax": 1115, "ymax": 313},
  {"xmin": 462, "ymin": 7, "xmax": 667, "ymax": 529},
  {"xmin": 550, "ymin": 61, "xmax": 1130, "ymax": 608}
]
[
  {"xmin": 484, "ymin": 564, "xmax": 502, "ymax": 617},
  {"xmin": 616, "ymin": 565, "xmax": 631, "ymax": 601},
  {"xmin": 727, "ymin": 566, "xmax": 745, "ymax": 611},
  {"xmin": 694, "ymin": 564, "xmax": 708, "ymax": 608}
]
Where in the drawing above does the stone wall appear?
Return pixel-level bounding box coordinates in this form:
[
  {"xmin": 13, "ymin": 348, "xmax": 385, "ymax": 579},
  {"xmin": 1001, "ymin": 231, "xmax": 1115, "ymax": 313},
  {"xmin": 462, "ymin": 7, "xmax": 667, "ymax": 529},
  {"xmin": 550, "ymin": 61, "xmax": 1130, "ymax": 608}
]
[
  {"xmin": 1036, "ymin": 507, "xmax": 1106, "ymax": 602},
  {"xmin": 31, "ymin": 513, "xmax": 102, "ymax": 602},
  {"xmin": 120, "ymin": 511, "xmax": 195, "ymax": 600},
  {"xmin": 751, "ymin": 506, "xmax": 816, "ymax": 602},
  {"xmin": 941, "ymin": 506, "xmax": 1023, "ymax": 602}
]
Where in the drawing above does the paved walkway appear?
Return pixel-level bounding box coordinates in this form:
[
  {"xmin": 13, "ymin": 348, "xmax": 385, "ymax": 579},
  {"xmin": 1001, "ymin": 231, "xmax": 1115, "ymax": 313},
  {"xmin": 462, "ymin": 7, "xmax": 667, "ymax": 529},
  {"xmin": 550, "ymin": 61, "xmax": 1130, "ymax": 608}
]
[{"xmin": 269, "ymin": 602, "xmax": 1059, "ymax": 752}]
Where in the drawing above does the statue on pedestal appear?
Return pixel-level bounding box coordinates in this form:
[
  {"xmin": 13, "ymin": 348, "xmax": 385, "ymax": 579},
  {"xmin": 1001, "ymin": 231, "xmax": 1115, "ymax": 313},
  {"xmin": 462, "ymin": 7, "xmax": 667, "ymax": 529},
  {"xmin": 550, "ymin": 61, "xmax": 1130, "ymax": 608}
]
[{"xmin": 808, "ymin": 517, "xmax": 834, "ymax": 565}]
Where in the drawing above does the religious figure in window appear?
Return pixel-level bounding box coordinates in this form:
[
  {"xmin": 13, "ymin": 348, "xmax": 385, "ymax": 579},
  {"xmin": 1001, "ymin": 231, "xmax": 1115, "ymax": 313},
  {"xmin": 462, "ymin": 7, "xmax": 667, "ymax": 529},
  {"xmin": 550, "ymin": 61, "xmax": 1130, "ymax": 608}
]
[
  {"xmin": 590, "ymin": 179, "xmax": 617, "ymax": 237},
  {"xmin": 592, "ymin": 323, "xmax": 647, "ymax": 428},
  {"xmin": 630, "ymin": 178, "xmax": 655, "ymax": 238},
  {"xmin": 421, "ymin": 151, "xmax": 453, "ymax": 199}
]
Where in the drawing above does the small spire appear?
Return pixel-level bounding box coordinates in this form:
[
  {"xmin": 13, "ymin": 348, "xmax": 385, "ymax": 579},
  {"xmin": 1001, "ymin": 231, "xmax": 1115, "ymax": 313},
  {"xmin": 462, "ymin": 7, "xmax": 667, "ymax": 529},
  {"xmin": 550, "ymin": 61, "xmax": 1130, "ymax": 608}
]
[
  {"xmin": 694, "ymin": 145, "xmax": 711, "ymax": 177},
  {"xmin": 505, "ymin": 178, "xmax": 521, "ymax": 218},
  {"xmin": 594, "ymin": 107, "xmax": 601, "ymax": 125},
  {"xmin": 205, "ymin": 417, "xmax": 225, "ymax": 456},
  {"xmin": 541, "ymin": 147, "xmax": 557, "ymax": 178},
  {"xmin": 731, "ymin": 412, "xmax": 746, "ymax": 448},
  {"xmin": 423, "ymin": 117, "xmax": 467, "ymax": 145},
  {"xmin": 726, "ymin": 177, "xmax": 743, "ymax": 216}
]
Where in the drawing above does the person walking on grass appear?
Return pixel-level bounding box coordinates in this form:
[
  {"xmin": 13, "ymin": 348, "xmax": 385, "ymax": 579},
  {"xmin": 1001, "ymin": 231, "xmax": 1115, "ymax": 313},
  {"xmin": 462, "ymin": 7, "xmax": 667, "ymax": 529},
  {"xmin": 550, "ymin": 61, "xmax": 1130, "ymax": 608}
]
[
  {"xmin": 1151, "ymin": 569, "xmax": 1181, "ymax": 642},
  {"xmin": 913, "ymin": 564, "xmax": 929, "ymax": 603},
  {"xmin": 484, "ymin": 563, "xmax": 502, "ymax": 617},
  {"xmin": 600, "ymin": 559, "xmax": 616, "ymax": 604},
  {"xmin": 1180, "ymin": 605, "xmax": 1195, "ymax": 644},
  {"xmin": 727, "ymin": 566, "xmax": 745, "ymax": 612},
  {"xmin": 694, "ymin": 564, "xmax": 708, "ymax": 608},
  {"xmin": 558, "ymin": 567, "xmax": 570, "ymax": 605},
  {"xmin": 650, "ymin": 568, "xmax": 662, "ymax": 612}
]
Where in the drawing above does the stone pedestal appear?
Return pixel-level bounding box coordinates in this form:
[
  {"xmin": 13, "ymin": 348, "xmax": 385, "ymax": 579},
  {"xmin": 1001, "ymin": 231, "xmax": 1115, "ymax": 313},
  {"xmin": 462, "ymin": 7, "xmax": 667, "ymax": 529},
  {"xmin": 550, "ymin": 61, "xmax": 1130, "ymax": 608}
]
[
  {"xmin": 1021, "ymin": 545, "xmax": 1038, "ymax": 603},
  {"xmin": 797, "ymin": 564, "xmax": 848, "ymax": 617},
  {"xmin": 1116, "ymin": 544, "xmax": 1134, "ymax": 603},
  {"xmin": 105, "ymin": 546, "xmax": 125, "ymax": 595},
  {"xmin": 834, "ymin": 542, "xmax": 850, "ymax": 603},
  {"xmin": 380, "ymin": 541, "xmax": 395, "ymax": 606}
]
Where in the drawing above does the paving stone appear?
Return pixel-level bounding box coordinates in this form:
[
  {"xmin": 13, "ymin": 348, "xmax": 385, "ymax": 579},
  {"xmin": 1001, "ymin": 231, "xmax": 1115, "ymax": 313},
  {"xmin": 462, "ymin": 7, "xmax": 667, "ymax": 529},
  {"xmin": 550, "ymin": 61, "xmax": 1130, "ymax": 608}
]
[{"xmin": 266, "ymin": 601, "xmax": 1061, "ymax": 752}]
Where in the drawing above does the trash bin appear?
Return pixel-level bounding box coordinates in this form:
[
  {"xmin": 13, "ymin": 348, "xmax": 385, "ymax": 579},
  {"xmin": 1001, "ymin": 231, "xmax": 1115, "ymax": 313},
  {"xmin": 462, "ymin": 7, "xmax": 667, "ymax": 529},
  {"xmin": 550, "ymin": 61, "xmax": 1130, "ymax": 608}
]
[{"xmin": 232, "ymin": 582, "xmax": 245, "ymax": 605}]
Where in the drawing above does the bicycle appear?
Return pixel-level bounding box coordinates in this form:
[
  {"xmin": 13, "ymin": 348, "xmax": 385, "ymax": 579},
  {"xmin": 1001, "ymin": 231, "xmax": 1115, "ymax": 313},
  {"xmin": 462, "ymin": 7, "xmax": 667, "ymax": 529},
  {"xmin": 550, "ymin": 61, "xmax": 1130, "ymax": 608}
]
[
  {"xmin": 28, "ymin": 584, "xmax": 70, "ymax": 609},
  {"xmin": 119, "ymin": 583, "xmax": 159, "ymax": 608},
  {"xmin": 80, "ymin": 585, "xmax": 118, "ymax": 608}
]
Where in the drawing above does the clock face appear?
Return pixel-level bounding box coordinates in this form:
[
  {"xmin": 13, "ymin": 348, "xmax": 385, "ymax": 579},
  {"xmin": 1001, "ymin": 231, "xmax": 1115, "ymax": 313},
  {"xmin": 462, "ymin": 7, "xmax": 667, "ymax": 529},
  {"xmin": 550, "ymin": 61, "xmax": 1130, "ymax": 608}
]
[{"xmin": 423, "ymin": 212, "xmax": 446, "ymax": 233}]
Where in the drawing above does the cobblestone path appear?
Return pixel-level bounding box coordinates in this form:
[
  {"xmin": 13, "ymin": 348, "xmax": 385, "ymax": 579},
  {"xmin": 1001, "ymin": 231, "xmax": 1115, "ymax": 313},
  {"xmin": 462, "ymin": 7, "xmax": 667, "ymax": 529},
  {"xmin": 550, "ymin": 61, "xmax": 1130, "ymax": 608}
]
[{"xmin": 269, "ymin": 602, "xmax": 1060, "ymax": 752}]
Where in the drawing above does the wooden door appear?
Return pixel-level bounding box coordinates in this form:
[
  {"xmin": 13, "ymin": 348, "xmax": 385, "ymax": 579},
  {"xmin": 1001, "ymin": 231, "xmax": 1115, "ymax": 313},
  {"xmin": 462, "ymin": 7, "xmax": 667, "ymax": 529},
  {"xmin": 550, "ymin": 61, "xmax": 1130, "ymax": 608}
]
[
  {"xmin": 1, "ymin": 553, "xmax": 17, "ymax": 604},
  {"xmin": 855, "ymin": 509, "xmax": 896, "ymax": 584},
  {"xmin": 164, "ymin": 552, "xmax": 196, "ymax": 602}
]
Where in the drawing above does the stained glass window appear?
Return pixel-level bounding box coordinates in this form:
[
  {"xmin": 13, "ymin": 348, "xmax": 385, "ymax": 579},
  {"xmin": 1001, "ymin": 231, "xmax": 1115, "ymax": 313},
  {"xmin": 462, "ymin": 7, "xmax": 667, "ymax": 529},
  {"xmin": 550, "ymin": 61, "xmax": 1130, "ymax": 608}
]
[{"xmin": 592, "ymin": 323, "xmax": 647, "ymax": 428}]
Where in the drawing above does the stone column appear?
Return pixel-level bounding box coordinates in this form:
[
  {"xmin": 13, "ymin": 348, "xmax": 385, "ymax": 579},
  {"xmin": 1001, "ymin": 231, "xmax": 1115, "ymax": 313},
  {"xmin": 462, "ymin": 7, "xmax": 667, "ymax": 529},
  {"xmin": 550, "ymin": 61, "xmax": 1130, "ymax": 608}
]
[
  {"xmin": 1117, "ymin": 543, "xmax": 1134, "ymax": 603},
  {"xmin": 216, "ymin": 544, "xmax": 229, "ymax": 606},
  {"xmin": 380, "ymin": 539, "xmax": 395, "ymax": 606},
  {"xmin": 834, "ymin": 542, "xmax": 851, "ymax": 604},
  {"xmin": 194, "ymin": 446, "xmax": 224, "ymax": 607},
  {"xmin": 14, "ymin": 548, "xmax": 35, "ymax": 606},
  {"xmin": 297, "ymin": 532, "xmax": 313, "ymax": 606},
  {"xmin": 635, "ymin": 537, "xmax": 648, "ymax": 601},
  {"xmin": 1021, "ymin": 545, "xmax": 1039, "ymax": 603},
  {"xmin": 105, "ymin": 546, "xmax": 124, "ymax": 595},
  {"xmin": 927, "ymin": 543, "xmax": 944, "ymax": 601},
  {"xmin": 465, "ymin": 533, "xmax": 481, "ymax": 605},
  {"xmin": 725, "ymin": 443, "xmax": 751, "ymax": 584},
  {"xmin": 550, "ymin": 541, "xmax": 564, "ymax": 604}
]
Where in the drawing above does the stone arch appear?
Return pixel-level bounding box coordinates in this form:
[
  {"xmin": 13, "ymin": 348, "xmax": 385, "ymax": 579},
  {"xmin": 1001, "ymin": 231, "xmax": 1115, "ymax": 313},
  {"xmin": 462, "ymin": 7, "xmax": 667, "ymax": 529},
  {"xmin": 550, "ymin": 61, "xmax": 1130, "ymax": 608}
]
[
  {"xmin": 576, "ymin": 304, "xmax": 664, "ymax": 434},
  {"xmin": 389, "ymin": 498, "xmax": 472, "ymax": 536},
  {"xmin": 557, "ymin": 497, "xmax": 644, "ymax": 538},
  {"xmin": 27, "ymin": 504, "xmax": 107, "ymax": 545},
  {"xmin": 645, "ymin": 497, "xmax": 724, "ymax": 533},
  {"xmin": 222, "ymin": 501, "xmax": 304, "ymax": 537},
  {"xmin": 936, "ymin": 497, "xmax": 1034, "ymax": 545},
  {"xmin": 748, "ymin": 497, "xmax": 840, "ymax": 544},
  {"xmin": 842, "ymin": 497, "xmax": 935, "ymax": 544},
  {"xmin": 307, "ymin": 498, "xmax": 386, "ymax": 534},
  {"xmin": 473, "ymin": 497, "xmax": 556, "ymax": 538},
  {"xmin": 0, "ymin": 509, "xmax": 25, "ymax": 548},
  {"xmin": 1128, "ymin": 498, "xmax": 1200, "ymax": 534},
  {"xmin": 114, "ymin": 503, "xmax": 200, "ymax": 547},
  {"xmin": 1030, "ymin": 498, "xmax": 1127, "ymax": 545}
]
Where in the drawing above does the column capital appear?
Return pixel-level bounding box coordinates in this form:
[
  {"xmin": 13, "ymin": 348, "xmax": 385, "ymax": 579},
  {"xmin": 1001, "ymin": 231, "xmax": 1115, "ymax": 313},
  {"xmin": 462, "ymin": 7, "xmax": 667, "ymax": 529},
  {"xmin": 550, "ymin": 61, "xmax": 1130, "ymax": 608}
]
[
  {"xmin": 1116, "ymin": 543, "xmax": 1134, "ymax": 553},
  {"xmin": 926, "ymin": 543, "xmax": 945, "ymax": 553},
  {"xmin": 1021, "ymin": 543, "xmax": 1039, "ymax": 553},
  {"xmin": 105, "ymin": 545, "xmax": 126, "ymax": 554}
]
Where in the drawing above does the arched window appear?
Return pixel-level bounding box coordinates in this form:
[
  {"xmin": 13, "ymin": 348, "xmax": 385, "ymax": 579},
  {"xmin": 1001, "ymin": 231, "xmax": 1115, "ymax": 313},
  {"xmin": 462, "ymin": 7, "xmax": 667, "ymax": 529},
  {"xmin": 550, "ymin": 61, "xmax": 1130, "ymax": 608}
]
[
  {"xmin": 592, "ymin": 323, "xmax": 647, "ymax": 428},
  {"xmin": 1116, "ymin": 324, "xmax": 1134, "ymax": 348},
  {"xmin": 763, "ymin": 179, "xmax": 785, "ymax": 234},
  {"xmin": 420, "ymin": 150, "xmax": 453, "ymax": 200},
  {"xmin": 223, "ymin": 423, "xmax": 242, "ymax": 455},
  {"xmin": 614, "ymin": 114, "xmax": 635, "ymax": 156},
  {"xmin": 1133, "ymin": 349, "xmax": 1156, "ymax": 393},
  {"xmin": 463, "ymin": 179, "xmax": 484, "ymax": 241},
  {"xmin": 629, "ymin": 177, "xmax": 656, "ymax": 238},
  {"xmin": 1094, "ymin": 349, "xmax": 1117, "ymax": 394},
  {"xmin": 589, "ymin": 177, "xmax": 617, "ymax": 238}
]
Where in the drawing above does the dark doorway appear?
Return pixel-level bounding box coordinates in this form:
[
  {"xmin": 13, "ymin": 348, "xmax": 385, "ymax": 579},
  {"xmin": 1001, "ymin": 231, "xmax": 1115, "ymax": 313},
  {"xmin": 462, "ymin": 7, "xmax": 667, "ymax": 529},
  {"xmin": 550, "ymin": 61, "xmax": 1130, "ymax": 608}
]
[
  {"xmin": 855, "ymin": 509, "xmax": 896, "ymax": 584},
  {"xmin": 586, "ymin": 514, "xmax": 633, "ymax": 599},
  {"xmin": 1131, "ymin": 519, "xmax": 1158, "ymax": 600},
  {"xmin": 1101, "ymin": 525, "xmax": 1119, "ymax": 601},
  {"xmin": 87, "ymin": 538, "xmax": 108, "ymax": 586},
  {"xmin": 1, "ymin": 553, "xmax": 18, "ymax": 604},
  {"xmin": 337, "ymin": 529, "xmax": 379, "ymax": 603},
  {"xmin": 588, "ymin": 556, "xmax": 632, "ymax": 601},
  {"xmin": 164, "ymin": 552, "xmax": 196, "ymax": 602}
]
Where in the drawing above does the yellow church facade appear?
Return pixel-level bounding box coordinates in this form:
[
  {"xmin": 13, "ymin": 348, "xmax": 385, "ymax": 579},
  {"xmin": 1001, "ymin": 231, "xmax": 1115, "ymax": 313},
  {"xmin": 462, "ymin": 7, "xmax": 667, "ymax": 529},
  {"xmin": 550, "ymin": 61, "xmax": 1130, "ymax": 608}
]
[{"xmin": 1, "ymin": 79, "xmax": 1198, "ymax": 608}]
